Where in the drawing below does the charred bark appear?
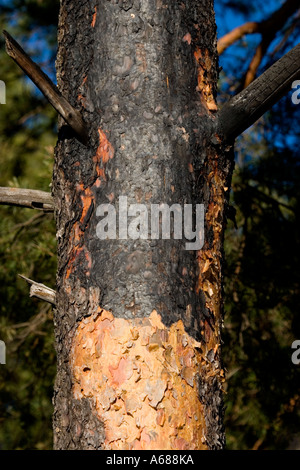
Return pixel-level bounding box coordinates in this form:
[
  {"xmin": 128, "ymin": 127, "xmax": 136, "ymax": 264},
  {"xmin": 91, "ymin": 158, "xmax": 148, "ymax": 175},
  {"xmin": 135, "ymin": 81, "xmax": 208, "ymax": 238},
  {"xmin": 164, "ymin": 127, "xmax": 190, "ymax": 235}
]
[{"xmin": 52, "ymin": 0, "xmax": 234, "ymax": 450}]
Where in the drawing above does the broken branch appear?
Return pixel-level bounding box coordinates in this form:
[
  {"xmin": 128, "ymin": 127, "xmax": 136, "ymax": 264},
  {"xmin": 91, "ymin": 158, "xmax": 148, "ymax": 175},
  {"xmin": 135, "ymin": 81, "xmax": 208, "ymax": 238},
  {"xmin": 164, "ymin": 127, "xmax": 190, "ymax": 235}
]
[
  {"xmin": 0, "ymin": 187, "xmax": 54, "ymax": 211},
  {"xmin": 18, "ymin": 274, "xmax": 56, "ymax": 306},
  {"xmin": 216, "ymin": 43, "xmax": 300, "ymax": 142},
  {"xmin": 3, "ymin": 30, "xmax": 89, "ymax": 145}
]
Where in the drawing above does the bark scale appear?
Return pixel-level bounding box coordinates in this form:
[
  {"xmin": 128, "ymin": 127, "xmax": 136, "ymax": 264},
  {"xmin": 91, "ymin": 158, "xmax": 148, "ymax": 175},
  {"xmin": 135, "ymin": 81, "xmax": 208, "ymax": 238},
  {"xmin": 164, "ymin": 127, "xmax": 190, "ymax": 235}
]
[{"xmin": 52, "ymin": 0, "xmax": 234, "ymax": 450}]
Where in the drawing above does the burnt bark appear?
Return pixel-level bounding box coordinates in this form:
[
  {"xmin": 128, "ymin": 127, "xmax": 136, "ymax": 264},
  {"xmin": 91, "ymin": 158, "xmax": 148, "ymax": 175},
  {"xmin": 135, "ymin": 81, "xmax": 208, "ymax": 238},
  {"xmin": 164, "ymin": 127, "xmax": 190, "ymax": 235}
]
[{"xmin": 52, "ymin": 0, "xmax": 234, "ymax": 450}]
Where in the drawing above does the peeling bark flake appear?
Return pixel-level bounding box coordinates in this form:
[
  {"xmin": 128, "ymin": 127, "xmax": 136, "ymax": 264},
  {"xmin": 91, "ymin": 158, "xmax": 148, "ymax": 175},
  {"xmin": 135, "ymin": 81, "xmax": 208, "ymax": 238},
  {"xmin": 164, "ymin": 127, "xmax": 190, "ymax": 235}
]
[
  {"xmin": 71, "ymin": 310, "xmax": 210, "ymax": 450},
  {"xmin": 194, "ymin": 48, "xmax": 218, "ymax": 111}
]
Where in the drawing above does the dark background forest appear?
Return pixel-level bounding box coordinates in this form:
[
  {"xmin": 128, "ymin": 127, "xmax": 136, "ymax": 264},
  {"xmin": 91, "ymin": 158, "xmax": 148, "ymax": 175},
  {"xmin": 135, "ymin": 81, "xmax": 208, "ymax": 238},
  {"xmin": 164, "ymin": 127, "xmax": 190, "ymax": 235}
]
[{"xmin": 0, "ymin": 0, "xmax": 299, "ymax": 450}]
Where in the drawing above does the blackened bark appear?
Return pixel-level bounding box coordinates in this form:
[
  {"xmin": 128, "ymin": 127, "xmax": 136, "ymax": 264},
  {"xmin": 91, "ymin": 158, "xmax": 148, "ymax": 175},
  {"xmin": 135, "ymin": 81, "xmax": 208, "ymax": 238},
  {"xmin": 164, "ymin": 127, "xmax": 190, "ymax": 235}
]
[{"xmin": 52, "ymin": 0, "xmax": 233, "ymax": 450}]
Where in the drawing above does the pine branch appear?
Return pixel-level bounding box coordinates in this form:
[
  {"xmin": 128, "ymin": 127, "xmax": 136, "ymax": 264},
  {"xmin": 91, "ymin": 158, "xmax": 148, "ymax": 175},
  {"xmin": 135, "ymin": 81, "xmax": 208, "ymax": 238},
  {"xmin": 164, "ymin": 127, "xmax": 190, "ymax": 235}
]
[
  {"xmin": 3, "ymin": 30, "xmax": 89, "ymax": 145},
  {"xmin": 216, "ymin": 43, "xmax": 300, "ymax": 142},
  {"xmin": 217, "ymin": 22, "xmax": 260, "ymax": 55},
  {"xmin": 0, "ymin": 187, "xmax": 54, "ymax": 211},
  {"xmin": 18, "ymin": 274, "xmax": 56, "ymax": 306},
  {"xmin": 217, "ymin": 0, "xmax": 299, "ymax": 56}
]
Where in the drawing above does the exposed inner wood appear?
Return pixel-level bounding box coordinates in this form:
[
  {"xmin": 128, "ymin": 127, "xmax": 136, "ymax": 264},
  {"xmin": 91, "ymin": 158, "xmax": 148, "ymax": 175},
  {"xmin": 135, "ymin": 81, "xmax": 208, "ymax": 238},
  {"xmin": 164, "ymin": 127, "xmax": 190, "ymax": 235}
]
[
  {"xmin": 19, "ymin": 274, "xmax": 56, "ymax": 305},
  {"xmin": 71, "ymin": 309, "xmax": 220, "ymax": 450}
]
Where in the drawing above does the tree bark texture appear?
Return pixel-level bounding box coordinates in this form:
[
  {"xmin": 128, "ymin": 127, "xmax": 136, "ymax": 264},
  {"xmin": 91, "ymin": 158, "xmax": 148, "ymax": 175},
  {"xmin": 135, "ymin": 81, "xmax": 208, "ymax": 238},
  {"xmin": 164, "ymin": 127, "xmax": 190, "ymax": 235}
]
[{"xmin": 52, "ymin": 0, "xmax": 234, "ymax": 450}]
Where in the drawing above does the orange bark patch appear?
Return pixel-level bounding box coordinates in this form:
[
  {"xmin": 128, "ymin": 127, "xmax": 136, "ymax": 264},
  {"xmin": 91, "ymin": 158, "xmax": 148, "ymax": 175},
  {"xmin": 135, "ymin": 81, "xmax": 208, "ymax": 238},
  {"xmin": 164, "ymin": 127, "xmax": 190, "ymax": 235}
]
[
  {"xmin": 92, "ymin": 129, "xmax": 114, "ymax": 182},
  {"xmin": 78, "ymin": 76, "xmax": 88, "ymax": 107},
  {"xmin": 194, "ymin": 48, "xmax": 217, "ymax": 112},
  {"xmin": 71, "ymin": 310, "xmax": 210, "ymax": 450},
  {"xmin": 182, "ymin": 32, "xmax": 192, "ymax": 45},
  {"xmin": 93, "ymin": 129, "xmax": 114, "ymax": 167},
  {"xmin": 65, "ymin": 184, "xmax": 95, "ymax": 279},
  {"xmin": 195, "ymin": 153, "xmax": 227, "ymax": 355},
  {"xmin": 65, "ymin": 131, "xmax": 114, "ymax": 279},
  {"xmin": 109, "ymin": 357, "xmax": 134, "ymax": 387},
  {"xmin": 79, "ymin": 187, "xmax": 93, "ymax": 224},
  {"xmin": 77, "ymin": 93, "xmax": 86, "ymax": 107},
  {"xmin": 91, "ymin": 6, "xmax": 97, "ymax": 28}
]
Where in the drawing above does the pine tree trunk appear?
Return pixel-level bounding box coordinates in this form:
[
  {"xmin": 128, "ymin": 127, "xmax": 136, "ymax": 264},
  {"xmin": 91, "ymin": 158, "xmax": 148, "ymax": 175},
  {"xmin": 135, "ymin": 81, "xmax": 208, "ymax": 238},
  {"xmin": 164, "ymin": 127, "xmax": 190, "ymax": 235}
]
[{"xmin": 52, "ymin": 0, "xmax": 234, "ymax": 450}]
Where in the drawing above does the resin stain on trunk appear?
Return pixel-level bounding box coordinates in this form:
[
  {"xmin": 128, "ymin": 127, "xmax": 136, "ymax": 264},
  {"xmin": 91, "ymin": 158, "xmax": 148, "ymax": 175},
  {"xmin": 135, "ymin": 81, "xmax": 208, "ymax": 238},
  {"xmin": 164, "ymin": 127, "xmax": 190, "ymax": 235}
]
[
  {"xmin": 194, "ymin": 48, "xmax": 218, "ymax": 112},
  {"xmin": 64, "ymin": 128, "xmax": 115, "ymax": 280},
  {"xmin": 91, "ymin": 6, "xmax": 97, "ymax": 28}
]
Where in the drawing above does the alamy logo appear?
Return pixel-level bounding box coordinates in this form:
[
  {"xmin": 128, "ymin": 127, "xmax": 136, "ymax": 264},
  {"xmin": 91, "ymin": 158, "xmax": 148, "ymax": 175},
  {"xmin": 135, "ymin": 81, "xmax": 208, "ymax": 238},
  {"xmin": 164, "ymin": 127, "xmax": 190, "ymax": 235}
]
[
  {"xmin": 96, "ymin": 196, "xmax": 205, "ymax": 251},
  {"xmin": 0, "ymin": 80, "xmax": 6, "ymax": 104},
  {"xmin": 291, "ymin": 340, "xmax": 300, "ymax": 365},
  {"xmin": 291, "ymin": 80, "xmax": 300, "ymax": 105},
  {"xmin": 0, "ymin": 340, "xmax": 6, "ymax": 365}
]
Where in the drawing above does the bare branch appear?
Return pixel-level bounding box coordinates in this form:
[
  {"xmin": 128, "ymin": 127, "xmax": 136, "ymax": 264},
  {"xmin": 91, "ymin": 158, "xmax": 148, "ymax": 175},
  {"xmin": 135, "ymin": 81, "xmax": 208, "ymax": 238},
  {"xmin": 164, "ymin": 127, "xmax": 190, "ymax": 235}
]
[
  {"xmin": 3, "ymin": 30, "xmax": 89, "ymax": 145},
  {"xmin": 242, "ymin": 0, "xmax": 299, "ymax": 87},
  {"xmin": 217, "ymin": 22, "xmax": 260, "ymax": 55},
  {"xmin": 271, "ymin": 11, "xmax": 300, "ymax": 56},
  {"xmin": 0, "ymin": 187, "xmax": 54, "ymax": 211},
  {"xmin": 216, "ymin": 43, "xmax": 300, "ymax": 142},
  {"xmin": 18, "ymin": 274, "xmax": 56, "ymax": 306},
  {"xmin": 243, "ymin": 37, "xmax": 270, "ymax": 88},
  {"xmin": 217, "ymin": 0, "xmax": 299, "ymax": 57}
]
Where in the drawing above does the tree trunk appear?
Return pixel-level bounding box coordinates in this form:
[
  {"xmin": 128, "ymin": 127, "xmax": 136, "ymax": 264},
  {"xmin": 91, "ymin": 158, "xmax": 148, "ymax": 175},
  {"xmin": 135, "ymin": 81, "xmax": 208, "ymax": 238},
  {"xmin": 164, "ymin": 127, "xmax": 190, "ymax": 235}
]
[{"xmin": 52, "ymin": 0, "xmax": 234, "ymax": 450}]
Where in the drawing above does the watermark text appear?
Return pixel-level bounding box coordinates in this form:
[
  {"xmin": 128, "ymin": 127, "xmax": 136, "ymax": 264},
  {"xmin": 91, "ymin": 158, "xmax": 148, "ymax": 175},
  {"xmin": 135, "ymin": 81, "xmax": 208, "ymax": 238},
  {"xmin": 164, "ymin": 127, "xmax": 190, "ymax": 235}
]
[
  {"xmin": 291, "ymin": 80, "xmax": 300, "ymax": 105},
  {"xmin": 0, "ymin": 340, "xmax": 6, "ymax": 364},
  {"xmin": 96, "ymin": 196, "xmax": 205, "ymax": 251},
  {"xmin": 291, "ymin": 340, "xmax": 300, "ymax": 365},
  {"xmin": 0, "ymin": 80, "xmax": 6, "ymax": 104}
]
